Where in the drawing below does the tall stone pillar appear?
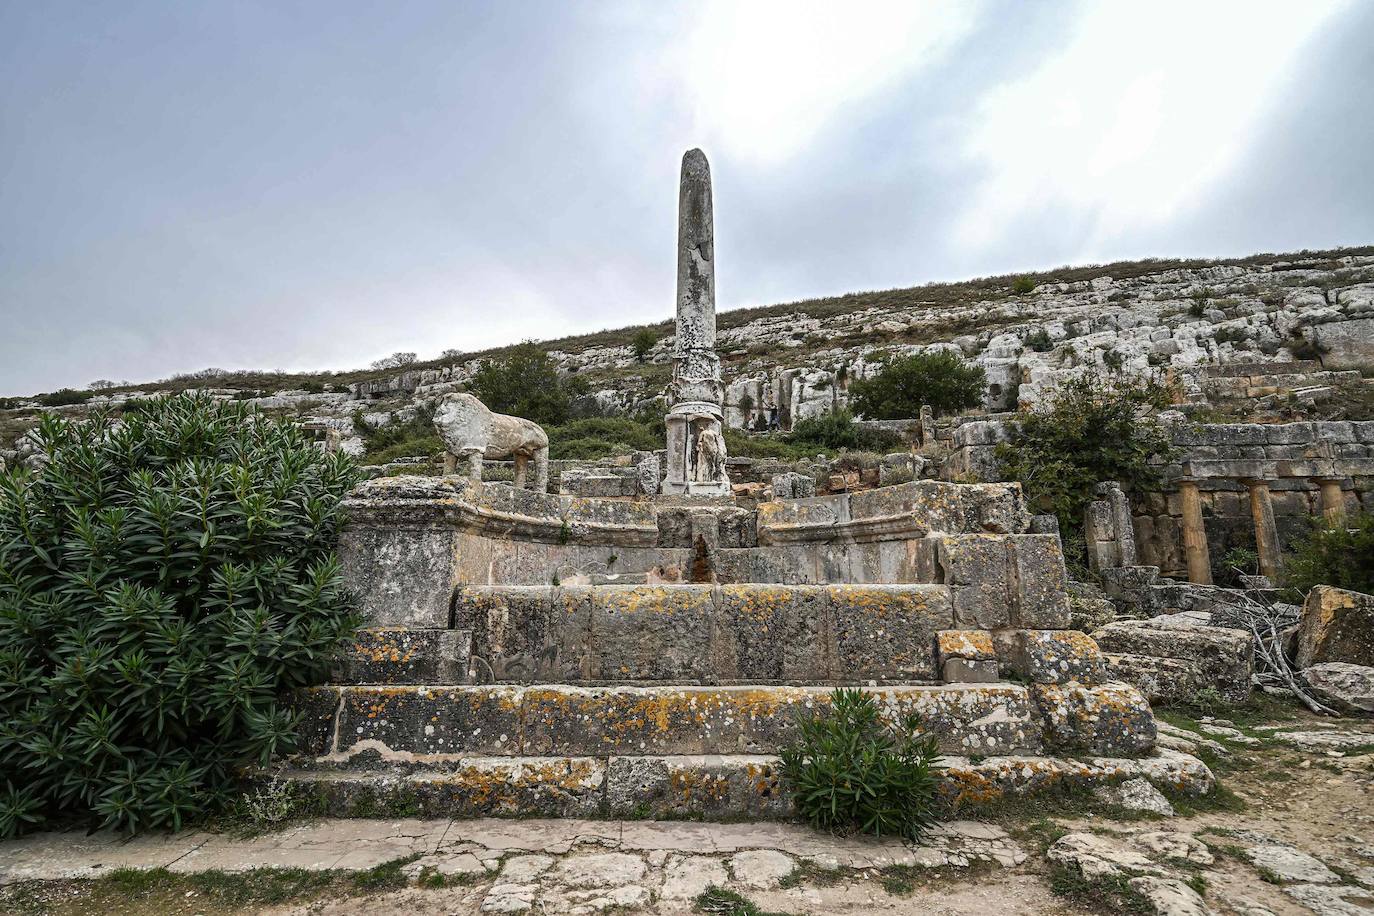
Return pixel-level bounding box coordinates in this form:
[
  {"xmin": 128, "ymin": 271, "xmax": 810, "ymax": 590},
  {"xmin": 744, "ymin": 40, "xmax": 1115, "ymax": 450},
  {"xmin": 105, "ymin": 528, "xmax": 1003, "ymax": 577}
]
[
  {"xmin": 662, "ymin": 149, "xmax": 731, "ymax": 497},
  {"xmin": 1244, "ymin": 479, "xmax": 1282, "ymax": 579},
  {"xmin": 1177, "ymin": 479, "xmax": 1212, "ymax": 585},
  {"xmin": 1317, "ymin": 478, "xmax": 1346, "ymax": 522}
]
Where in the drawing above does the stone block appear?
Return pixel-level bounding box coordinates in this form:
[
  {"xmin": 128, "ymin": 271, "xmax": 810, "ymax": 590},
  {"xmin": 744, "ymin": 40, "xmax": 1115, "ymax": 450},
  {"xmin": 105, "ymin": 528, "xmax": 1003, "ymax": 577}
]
[
  {"xmin": 583, "ymin": 585, "xmax": 716, "ymax": 682},
  {"xmin": 460, "ymin": 586, "xmax": 595, "ymax": 683},
  {"xmin": 928, "ymin": 535, "xmax": 1012, "ymax": 629},
  {"xmin": 1010, "ymin": 535, "xmax": 1073, "ymax": 628},
  {"xmin": 942, "ymin": 658, "xmax": 1001, "ymax": 684},
  {"xmin": 289, "ymin": 686, "xmax": 344, "ymax": 756},
  {"xmin": 1029, "ymin": 682, "xmax": 1156, "ymax": 756},
  {"xmin": 1265, "ymin": 423, "xmax": 1314, "ymax": 444},
  {"xmin": 1091, "ymin": 621, "xmax": 1253, "ymax": 704},
  {"xmin": 605, "ymin": 755, "xmax": 790, "ymax": 819},
  {"xmin": 827, "ymin": 584, "xmax": 952, "ymax": 680},
  {"xmin": 335, "ymin": 685, "xmax": 521, "ymax": 756},
  {"xmin": 336, "ymin": 628, "xmax": 471, "ymax": 684},
  {"xmin": 935, "ymin": 629, "xmax": 996, "ymax": 662},
  {"xmin": 715, "ymin": 585, "xmax": 828, "ymax": 681},
  {"xmin": 1104, "ymin": 653, "xmax": 1212, "ymax": 705},
  {"xmin": 1295, "ymin": 586, "xmax": 1374, "ymax": 668},
  {"xmin": 1302, "ymin": 662, "xmax": 1374, "ymax": 714},
  {"xmin": 770, "ymin": 471, "xmax": 816, "ymax": 500},
  {"xmin": 994, "ymin": 630, "xmax": 1106, "ymax": 685},
  {"xmin": 338, "ymin": 526, "xmax": 456, "ymax": 627}
]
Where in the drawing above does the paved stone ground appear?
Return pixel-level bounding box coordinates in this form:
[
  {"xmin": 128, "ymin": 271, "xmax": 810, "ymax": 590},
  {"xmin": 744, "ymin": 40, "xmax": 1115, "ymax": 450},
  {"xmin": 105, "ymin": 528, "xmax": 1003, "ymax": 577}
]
[{"xmin": 0, "ymin": 713, "xmax": 1369, "ymax": 915}]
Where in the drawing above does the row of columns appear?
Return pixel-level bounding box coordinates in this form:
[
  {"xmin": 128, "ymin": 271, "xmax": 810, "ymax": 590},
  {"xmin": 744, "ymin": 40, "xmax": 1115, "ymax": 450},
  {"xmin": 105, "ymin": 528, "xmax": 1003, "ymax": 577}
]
[{"xmin": 1177, "ymin": 477, "xmax": 1347, "ymax": 585}]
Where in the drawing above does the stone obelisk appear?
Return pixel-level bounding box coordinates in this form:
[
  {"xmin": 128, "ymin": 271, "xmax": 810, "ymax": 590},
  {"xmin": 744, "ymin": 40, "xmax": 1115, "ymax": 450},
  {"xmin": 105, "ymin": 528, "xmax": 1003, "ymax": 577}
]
[{"xmin": 661, "ymin": 149, "xmax": 731, "ymax": 497}]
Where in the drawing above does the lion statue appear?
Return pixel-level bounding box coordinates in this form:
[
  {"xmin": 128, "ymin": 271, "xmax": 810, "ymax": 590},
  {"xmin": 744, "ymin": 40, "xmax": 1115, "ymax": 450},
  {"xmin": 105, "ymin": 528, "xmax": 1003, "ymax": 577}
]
[{"xmin": 432, "ymin": 393, "xmax": 550, "ymax": 491}]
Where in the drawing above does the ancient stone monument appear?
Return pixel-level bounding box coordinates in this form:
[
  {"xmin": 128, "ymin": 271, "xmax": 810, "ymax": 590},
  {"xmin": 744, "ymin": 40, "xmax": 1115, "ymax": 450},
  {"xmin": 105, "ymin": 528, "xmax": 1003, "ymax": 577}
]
[
  {"xmin": 260, "ymin": 150, "xmax": 1210, "ymax": 823},
  {"xmin": 433, "ymin": 392, "xmax": 549, "ymax": 491},
  {"xmin": 661, "ymin": 148, "xmax": 730, "ymax": 497}
]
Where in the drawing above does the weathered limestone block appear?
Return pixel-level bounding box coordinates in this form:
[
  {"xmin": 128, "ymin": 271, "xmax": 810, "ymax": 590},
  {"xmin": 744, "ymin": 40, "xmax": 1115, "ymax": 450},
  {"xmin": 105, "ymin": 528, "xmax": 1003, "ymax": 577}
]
[
  {"xmin": 826, "ymin": 584, "xmax": 952, "ymax": 681},
  {"xmin": 336, "ymin": 628, "xmax": 471, "ymax": 684},
  {"xmin": 935, "ymin": 630, "xmax": 999, "ymax": 683},
  {"xmin": 581, "ymin": 585, "xmax": 717, "ymax": 682},
  {"xmin": 1295, "ymin": 585, "xmax": 1374, "ymax": 668},
  {"xmin": 334, "ymin": 685, "xmax": 521, "ymax": 756},
  {"xmin": 993, "ymin": 630, "xmax": 1106, "ymax": 685},
  {"xmin": 605, "ymin": 755, "xmax": 789, "ymax": 819},
  {"xmin": 1102, "ymin": 654, "xmax": 1205, "ymax": 705},
  {"xmin": 1301, "ymin": 662, "xmax": 1374, "ymax": 714},
  {"xmin": 1091, "ymin": 621, "xmax": 1253, "ymax": 704},
  {"xmin": 459, "ymin": 586, "xmax": 594, "ymax": 684},
  {"xmin": 714, "ymin": 585, "xmax": 828, "ymax": 681},
  {"xmin": 770, "ymin": 471, "xmax": 816, "ymax": 500},
  {"xmin": 1029, "ymin": 682, "xmax": 1157, "ymax": 756},
  {"xmin": 338, "ymin": 525, "xmax": 456, "ymax": 627},
  {"xmin": 919, "ymin": 534, "xmax": 1071, "ymax": 629}
]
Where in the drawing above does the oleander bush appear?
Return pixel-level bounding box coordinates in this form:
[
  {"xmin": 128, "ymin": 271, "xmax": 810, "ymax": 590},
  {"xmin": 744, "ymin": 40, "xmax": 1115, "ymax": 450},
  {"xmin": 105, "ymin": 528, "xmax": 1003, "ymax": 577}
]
[
  {"xmin": 780, "ymin": 688, "xmax": 940, "ymax": 840},
  {"xmin": 0, "ymin": 394, "xmax": 362, "ymax": 836}
]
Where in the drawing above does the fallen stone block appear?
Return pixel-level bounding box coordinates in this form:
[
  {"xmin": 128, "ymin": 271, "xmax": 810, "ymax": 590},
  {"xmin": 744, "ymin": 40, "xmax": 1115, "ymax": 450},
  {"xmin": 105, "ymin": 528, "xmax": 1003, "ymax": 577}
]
[
  {"xmin": 1029, "ymin": 682, "xmax": 1157, "ymax": 756},
  {"xmin": 1302, "ymin": 662, "xmax": 1374, "ymax": 714},
  {"xmin": 1295, "ymin": 585, "xmax": 1374, "ymax": 669},
  {"xmin": 1092, "ymin": 620, "xmax": 1253, "ymax": 704}
]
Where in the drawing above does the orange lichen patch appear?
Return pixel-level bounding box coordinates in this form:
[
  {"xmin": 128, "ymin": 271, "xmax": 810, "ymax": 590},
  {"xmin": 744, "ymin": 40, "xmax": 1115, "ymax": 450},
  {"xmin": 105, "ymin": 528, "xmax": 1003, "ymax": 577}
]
[{"xmin": 936, "ymin": 630, "xmax": 995, "ymax": 660}]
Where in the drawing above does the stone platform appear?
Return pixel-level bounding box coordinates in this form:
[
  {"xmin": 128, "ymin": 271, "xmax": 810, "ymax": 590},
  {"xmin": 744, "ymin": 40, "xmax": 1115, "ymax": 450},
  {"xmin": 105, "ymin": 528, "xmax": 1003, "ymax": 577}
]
[{"xmin": 263, "ymin": 477, "xmax": 1212, "ymax": 820}]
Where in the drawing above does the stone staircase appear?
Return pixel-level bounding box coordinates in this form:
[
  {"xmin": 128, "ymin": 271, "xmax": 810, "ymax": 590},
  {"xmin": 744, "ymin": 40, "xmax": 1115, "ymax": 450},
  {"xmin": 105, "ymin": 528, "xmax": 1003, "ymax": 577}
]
[{"xmin": 265, "ymin": 477, "xmax": 1214, "ymax": 819}]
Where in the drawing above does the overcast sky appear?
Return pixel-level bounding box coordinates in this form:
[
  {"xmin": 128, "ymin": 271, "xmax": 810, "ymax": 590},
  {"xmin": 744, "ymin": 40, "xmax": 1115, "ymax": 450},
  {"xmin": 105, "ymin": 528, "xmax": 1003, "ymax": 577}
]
[{"xmin": 2, "ymin": 1, "xmax": 1372, "ymax": 396}]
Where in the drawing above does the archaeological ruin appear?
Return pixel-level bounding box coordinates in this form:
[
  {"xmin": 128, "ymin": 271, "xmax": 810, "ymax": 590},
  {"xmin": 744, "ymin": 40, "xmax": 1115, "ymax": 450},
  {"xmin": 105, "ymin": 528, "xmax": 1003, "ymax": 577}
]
[{"xmin": 249, "ymin": 151, "xmax": 1224, "ymax": 819}]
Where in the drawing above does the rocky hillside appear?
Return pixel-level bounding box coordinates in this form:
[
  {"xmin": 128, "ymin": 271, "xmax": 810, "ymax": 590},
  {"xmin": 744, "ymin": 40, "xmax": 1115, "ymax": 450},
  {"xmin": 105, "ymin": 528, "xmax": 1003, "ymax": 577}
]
[{"xmin": 4, "ymin": 245, "xmax": 1373, "ymax": 466}]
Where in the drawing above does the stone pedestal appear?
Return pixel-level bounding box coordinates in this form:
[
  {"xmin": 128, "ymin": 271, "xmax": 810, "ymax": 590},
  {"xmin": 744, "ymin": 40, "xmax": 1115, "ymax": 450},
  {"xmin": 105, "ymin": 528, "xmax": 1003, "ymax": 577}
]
[
  {"xmin": 1177, "ymin": 479, "xmax": 1212, "ymax": 585},
  {"xmin": 663, "ymin": 403, "xmax": 730, "ymax": 497},
  {"xmin": 1244, "ymin": 478, "xmax": 1283, "ymax": 579}
]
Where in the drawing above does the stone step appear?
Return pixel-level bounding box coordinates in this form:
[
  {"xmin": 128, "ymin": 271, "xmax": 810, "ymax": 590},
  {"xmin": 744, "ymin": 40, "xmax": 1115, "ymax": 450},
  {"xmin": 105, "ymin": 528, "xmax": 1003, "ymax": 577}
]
[
  {"xmin": 292, "ymin": 683, "xmax": 1047, "ymax": 761},
  {"xmin": 262, "ymin": 749, "xmax": 1213, "ymax": 821},
  {"xmin": 455, "ymin": 583, "xmax": 955, "ymax": 684}
]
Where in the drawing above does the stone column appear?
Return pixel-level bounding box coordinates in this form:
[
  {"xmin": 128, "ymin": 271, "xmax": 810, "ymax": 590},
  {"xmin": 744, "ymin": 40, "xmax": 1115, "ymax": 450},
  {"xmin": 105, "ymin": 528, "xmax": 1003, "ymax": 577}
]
[
  {"xmin": 1177, "ymin": 479, "xmax": 1213, "ymax": 585},
  {"xmin": 662, "ymin": 148, "xmax": 730, "ymax": 497},
  {"xmin": 1317, "ymin": 478, "xmax": 1346, "ymax": 522},
  {"xmin": 1244, "ymin": 478, "xmax": 1282, "ymax": 579}
]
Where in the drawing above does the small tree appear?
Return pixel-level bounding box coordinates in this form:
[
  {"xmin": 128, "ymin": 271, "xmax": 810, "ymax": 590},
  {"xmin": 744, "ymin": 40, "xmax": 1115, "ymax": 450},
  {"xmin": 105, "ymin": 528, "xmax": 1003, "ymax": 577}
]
[
  {"xmin": 630, "ymin": 329, "xmax": 658, "ymax": 363},
  {"xmin": 88, "ymin": 380, "xmax": 117, "ymax": 390},
  {"xmin": 470, "ymin": 342, "xmax": 587, "ymax": 427},
  {"xmin": 370, "ymin": 352, "xmax": 418, "ymax": 371},
  {"xmin": 848, "ymin": 351, "xmax": 986, "ymax": 419},
  {"xmin": 439, "ymin": 349, "xmax": 462, "ymax": 361},
  {"xmin": 997, "ymin": 371, "xmax": 1175, "ymax": 561}
]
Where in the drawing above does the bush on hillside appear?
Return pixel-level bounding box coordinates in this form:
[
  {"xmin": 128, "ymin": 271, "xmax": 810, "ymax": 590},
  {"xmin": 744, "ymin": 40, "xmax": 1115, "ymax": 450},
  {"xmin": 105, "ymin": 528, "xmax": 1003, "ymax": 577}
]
[
  {"xmin": 0, "ymin": 394, "xmax": 361, "ymax": 836},
  {"xmin": 997, "ymin": 371, "xmax": 1175, "ymax": 565},
  {"xmin": 470, "ymin": 343, "xmax": 589, "ymax": 427},
  {"xmin": 547, "ymin": 416, "xmax": 663, "ymax": 461},
  {"xmin": 37, "ymin": 388, "xmax": 94, "ymax": 408},
  {"xmin": 1283, "ymin": 511, "xmax": 1374, "ymax": 595},
  {"xmin": 780, "ymin": 688, "xmax": 939, "ymax": 840},
  {"xmin": 630, "ymin": 329, "xmax": 658, "ymax": 363},
  {"xmin": 848, "ymin": 352, "xmax": 986, "ymax": 419},
  {"xmin": 788, "ymin": 410, "xmax": 901, "ymax": 453},
  {"xmin": 355, "ymin": 404, "xmax": 439, "ymax": 464}
]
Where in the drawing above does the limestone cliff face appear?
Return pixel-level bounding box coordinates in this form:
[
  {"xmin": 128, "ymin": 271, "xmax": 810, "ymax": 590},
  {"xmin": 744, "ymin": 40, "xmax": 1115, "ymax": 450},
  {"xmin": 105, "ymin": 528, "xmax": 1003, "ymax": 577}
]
[
  {"xmin": 352, "ymin": 249, "xmax": 1374, "ymax": 430},
  {"xmin": 3, "ymin": 249, "xmax": 1372, "ymax": 467}
]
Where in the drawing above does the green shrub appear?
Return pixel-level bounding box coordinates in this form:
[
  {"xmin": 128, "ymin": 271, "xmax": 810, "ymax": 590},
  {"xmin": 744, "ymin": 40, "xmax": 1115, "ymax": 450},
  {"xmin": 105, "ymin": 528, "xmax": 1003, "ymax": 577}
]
[
  {"xmin": 470, "ymin": 342, "xmax": 588, "ymax": 426},
  {"xmin": 0, "ymin": 394, "xmax": 362, "ymax": 836},
  {"xmin": 788, "ymin": 410, "xmax": 901, "ymax": 453},
  {"xmin": 630, "ymin": 328, "xmax": 658, "ymax": 363},
  {"xmin": 1012, "ymin": 276, "xmax": 1036, "ymax": 295},
  {"xmin": 1102, "ymin": 349, "xmax": 1125, "ymax": 371},
  {"xmin": 547, "ymin": 416, "xmax": 662, "ymax": 460},
  {"xmin": 780, "ymin": 688, "xmax": 939, "ymax": 841},
  {"xmin": 997, "ymin": 371, "xmax": 1175, "ymax": 564},
  {"xmin": 355, "ymin": 405, "xmax": 438, "ymax": 464},
  {"xmin": 37, "ymin": 388, "xmax": 94, "ymax": 408},
  {"xmin": 1212, "ymin": 327, "xmax": 1251, "ymax": 346},
  {"xmin": 1024, "ymin": 329, "xmax": 1054, "ymax": 352},
  {"xmin": 1284, "ymin": 511, "xmax": 1374, "ymax": 595},
  {"xmin": 848, "ymin": 351, "xmax": 986, "ymax": 419}
]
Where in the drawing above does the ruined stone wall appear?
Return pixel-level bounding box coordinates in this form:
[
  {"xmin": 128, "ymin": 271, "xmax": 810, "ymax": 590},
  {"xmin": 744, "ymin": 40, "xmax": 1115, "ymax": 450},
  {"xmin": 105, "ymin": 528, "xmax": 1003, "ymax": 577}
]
[{"xmin": 1133, "ymin": 421, "xmax": 1374, "ymax": 578}]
